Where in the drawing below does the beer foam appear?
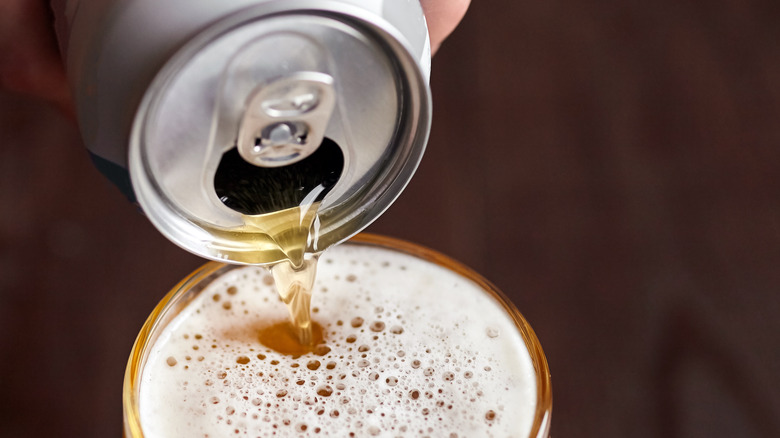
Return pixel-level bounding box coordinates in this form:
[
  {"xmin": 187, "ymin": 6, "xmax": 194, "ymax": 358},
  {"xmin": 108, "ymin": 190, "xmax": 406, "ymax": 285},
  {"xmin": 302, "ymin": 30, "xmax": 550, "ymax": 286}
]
[{"xmin": 139, "ymin": 244, "xmax": 537, "ymax": 437}]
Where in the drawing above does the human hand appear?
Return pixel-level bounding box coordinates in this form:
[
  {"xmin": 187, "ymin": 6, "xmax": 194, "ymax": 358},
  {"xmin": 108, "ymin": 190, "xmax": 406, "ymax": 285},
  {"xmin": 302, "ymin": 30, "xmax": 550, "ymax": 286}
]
[
  {"xmin": 422, "ymin": 0, "xmax": 471, "ymax": 54},
  {"xmin": 0, "ymin": 0, "xmax": 470, "ymax": 112},
  {"xmin": 0, "ymin": 0, "xmax": 71, "ymax": 114}
]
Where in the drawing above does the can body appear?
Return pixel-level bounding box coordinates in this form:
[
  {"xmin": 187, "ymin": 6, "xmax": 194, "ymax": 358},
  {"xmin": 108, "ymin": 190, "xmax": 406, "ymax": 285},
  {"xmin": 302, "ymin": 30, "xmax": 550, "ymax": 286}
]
[{"xmin": 52, "ymin": 0, "xmax": 432, "ymax": 263}]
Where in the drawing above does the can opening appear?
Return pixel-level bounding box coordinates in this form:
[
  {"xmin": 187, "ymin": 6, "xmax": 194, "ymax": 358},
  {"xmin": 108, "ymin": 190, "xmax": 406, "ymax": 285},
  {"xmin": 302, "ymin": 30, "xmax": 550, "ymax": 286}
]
[{"xmin": 214, "ymin": 137, "xmax": 345, "ymax": 216}]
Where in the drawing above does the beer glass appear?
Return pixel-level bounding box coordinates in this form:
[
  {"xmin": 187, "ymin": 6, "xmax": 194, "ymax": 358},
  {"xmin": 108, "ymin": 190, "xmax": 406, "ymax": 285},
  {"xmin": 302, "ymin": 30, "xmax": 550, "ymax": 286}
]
[{"xmin": 123, "ymin": 234, "xmax": 552, "ymax": 437}]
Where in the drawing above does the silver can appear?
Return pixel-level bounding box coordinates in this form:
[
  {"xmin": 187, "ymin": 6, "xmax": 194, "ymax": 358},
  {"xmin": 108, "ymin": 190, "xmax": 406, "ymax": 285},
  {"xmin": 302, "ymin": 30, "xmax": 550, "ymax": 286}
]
[{"xmin": 52, "ymin": 0, "xmax": 432, "ymax": 264}]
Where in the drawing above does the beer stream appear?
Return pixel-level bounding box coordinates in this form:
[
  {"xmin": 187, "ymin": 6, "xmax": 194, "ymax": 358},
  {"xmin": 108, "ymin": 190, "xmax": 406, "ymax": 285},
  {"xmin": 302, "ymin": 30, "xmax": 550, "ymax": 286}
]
[
  {"xmin": 209, "ymin": 205, "xmax": 322, "ymax": 348},
  {"xmin": 210, "ymin": 140, "xmax": 344, "ymax": 350}
]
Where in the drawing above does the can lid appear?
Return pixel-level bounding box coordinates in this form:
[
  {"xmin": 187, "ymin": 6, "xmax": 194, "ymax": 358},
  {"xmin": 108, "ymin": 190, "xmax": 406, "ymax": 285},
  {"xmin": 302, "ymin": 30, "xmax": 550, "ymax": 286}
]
[{"xmin": 130, "ymin": 7, "xmax": 431, "ymax": 264}]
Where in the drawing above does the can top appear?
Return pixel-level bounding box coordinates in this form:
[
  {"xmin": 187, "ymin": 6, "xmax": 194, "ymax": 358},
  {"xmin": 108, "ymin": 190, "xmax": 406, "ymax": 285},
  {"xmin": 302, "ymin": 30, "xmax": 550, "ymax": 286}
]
[{"xmin": 130, "ymin": 6, "xmax": 431, "ymax": 264}]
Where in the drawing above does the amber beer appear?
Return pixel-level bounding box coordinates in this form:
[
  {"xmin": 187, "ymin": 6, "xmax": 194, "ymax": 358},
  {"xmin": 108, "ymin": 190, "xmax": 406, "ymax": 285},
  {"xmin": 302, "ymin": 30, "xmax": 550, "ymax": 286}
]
[{"xmin": 123, "ymin": 235, "xmax": 552, "ymax": 437}]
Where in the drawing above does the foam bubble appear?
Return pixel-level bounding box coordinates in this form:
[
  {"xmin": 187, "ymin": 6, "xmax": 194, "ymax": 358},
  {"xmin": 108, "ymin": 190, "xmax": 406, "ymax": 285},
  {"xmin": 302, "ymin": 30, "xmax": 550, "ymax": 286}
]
[{"xmin": 139, "ymin": 244, "xmax": 537, "ymax": 437}]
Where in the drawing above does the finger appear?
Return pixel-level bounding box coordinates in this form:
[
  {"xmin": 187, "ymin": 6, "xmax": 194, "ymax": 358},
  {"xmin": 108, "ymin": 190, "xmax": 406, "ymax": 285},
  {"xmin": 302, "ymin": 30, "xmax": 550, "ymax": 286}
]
[
  {"xmin": 0, "ymin": 0, "xmax": 72, "ymax": 114},
  {"xmin": 420, "ymin": 0, "xmax": 471, "ymax": 54}
]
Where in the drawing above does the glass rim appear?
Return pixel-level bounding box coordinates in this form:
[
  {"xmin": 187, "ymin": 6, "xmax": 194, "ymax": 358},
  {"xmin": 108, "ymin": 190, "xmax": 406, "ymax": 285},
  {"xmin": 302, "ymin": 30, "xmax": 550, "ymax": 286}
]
[{"xmin": 123, "ymin": 232, "xmax": 552, "ymax": 437}]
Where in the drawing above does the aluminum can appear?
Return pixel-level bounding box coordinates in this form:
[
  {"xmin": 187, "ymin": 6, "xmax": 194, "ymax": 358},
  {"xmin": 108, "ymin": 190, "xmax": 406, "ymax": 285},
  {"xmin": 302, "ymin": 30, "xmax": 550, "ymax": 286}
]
[{"xmin": 52, "ymin": 0, "xmax": 432, "ymax": 263}]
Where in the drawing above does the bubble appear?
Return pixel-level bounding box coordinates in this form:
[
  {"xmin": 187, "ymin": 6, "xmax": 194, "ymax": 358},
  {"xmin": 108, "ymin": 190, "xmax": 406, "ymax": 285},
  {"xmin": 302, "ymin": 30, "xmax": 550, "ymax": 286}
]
[
  {"xmin": 166, "ymin": 357, "xmax": 177, "ymax": 367},
  {"xmin": 217, "ymin": 371, "xmax": 227, "ymax": 379},
  {"xmin": 346, "ymin": 335, "xmax": 357, "ymax": 343},
  {"xmin": 485, "ymin": 410, "xmax": 496, "ymax": 421},
  {"xmin": 411, "ymin": 360, "xmax": 421, "ymax": 369},
  {"xmin": 486, "ymin": 327, "xmax": 499, "ymax": 338},
  {"xmin": 210, "ymin": 396, "xmax": 220, "ymax": 404},
  {"xmin": 464, "ymin": 371, "xmax": 473, "ymax": 379},
  {"xmin": 296, "ymin": 423, "xmax": 308, "ymax": 432},
  {"xmin": 307, "ymin": 360, "xmax": 321, "ymax": 370},
  {"xmin": 316, "ymin": 385, "xmax": 334, "ymax": 397},
  {"xmin": 410, "ymin": 390, "xmax": 420, "ymax": 400},
  {"xmin": 346, "ymin": 274, "xmax": 357, "ymax": 282},
  {"xmin": 369, "ymin": 321, "xmax": 385, "ymax": 332},
  {"xmin": 330, "ymin": 410, "xmax": 340, "ymax": 418},
  {"xmin": 257, "ymin": 353, "xmax": 266, "ymax": 360},
  {"xmin": 236, "ymin": 356, "xmax": 250, "ymax": 365},
  {"xmin": 368, "ymin": 426, "xmax": 380, "ymax": 435},
  {"xmin": 357, "ymin": 360, "xmax": 370, "ymax": 368},
  {"xmin": 389, "ymin": 325, "xmax": 404, "ymax": 334},
  {"xmin": 386, "ymin": 376, "xmax": 398, "ymax": 386},
  {"xmin": 314, "ymin": 345, "xmax": 332, "ymax": 356},
  {"xmin": 350, "ymin": 317, "xmax": 364, "ymax": 328},
  {"xmin": 227, "ymin": 286, "xmax": 238, "ymax": 295},
  {"xmin": 326, "ymin": 361, "xmax": 336, "ymax": 370},
  {"xmin": 423, "ymin": 368, "xmax": 434, "ymax": 377},
  {"xmin": 212, "ymin": 294, "xmax": 221, "ymax": 302},
  {"xmin": 358, "ymin": 345, "xmax": 370, "ymax": 352},
  {"xmin": 443, "ymin": 372, "xmax": 455, "ymax": 382},
  {"xmin": 222, "ymin": 301, "xmax": 232, "ymax": 310},
  {"xmin": 276, "ymin": 390, "xmax": 288, "ymax": 398}
]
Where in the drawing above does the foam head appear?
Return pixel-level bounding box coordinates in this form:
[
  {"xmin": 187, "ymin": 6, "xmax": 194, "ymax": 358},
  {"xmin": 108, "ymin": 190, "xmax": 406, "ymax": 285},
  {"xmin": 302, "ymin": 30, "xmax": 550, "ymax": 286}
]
[{"xmin": 130, "ymin": 238, "xmax": 549, "ymax": 437}]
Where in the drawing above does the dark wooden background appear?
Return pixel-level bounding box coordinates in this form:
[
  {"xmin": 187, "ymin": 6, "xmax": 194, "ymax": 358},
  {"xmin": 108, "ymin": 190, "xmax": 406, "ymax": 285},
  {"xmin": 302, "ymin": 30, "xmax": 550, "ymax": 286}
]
[{"xmin": 2, "ymin": 1, "xmax": 780, "ymax": 436}]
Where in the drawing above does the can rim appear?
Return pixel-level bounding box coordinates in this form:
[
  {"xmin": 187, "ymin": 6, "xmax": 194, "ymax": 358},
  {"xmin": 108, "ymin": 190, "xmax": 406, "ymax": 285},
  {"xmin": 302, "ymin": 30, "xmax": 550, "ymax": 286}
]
[{"xmin": 129, "ymin": 1, "xmax": 432, "ymax": 265}]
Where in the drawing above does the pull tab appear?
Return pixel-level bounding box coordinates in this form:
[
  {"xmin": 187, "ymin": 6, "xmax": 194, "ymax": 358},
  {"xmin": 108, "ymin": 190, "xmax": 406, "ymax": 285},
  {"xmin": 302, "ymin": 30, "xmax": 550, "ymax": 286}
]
[{"xmin": 237, "ymin": 72, "xmax": 336, "ymax": 168}]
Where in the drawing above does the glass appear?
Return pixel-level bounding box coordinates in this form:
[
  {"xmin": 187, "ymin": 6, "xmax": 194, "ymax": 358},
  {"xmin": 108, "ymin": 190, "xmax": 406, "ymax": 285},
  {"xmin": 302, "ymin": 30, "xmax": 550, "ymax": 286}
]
[{"xmin": 123, "ymin": 233, "xmax": 552, "ymax": 437}]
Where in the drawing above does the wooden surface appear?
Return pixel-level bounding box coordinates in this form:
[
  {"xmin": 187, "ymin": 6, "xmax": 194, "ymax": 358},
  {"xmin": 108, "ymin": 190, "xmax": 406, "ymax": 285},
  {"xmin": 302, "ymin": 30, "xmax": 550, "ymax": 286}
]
[{"xmin": 2, "ymin": 1, "xmax": 780, "ymax": 436}]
